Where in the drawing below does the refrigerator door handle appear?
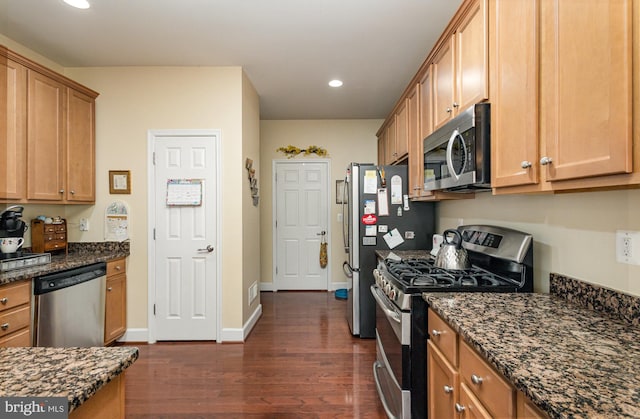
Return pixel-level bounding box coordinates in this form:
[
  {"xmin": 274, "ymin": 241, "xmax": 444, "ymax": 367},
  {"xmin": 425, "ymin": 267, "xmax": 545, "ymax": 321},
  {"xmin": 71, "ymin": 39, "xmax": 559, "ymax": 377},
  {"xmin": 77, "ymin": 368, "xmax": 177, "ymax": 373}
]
[
  {"xmin": 343, "ymin": 261, "xmax": 355, "ymax": 278},
  {"xmin": 341, "ymin": 175, "xmax": 349, "ymax": 250}
]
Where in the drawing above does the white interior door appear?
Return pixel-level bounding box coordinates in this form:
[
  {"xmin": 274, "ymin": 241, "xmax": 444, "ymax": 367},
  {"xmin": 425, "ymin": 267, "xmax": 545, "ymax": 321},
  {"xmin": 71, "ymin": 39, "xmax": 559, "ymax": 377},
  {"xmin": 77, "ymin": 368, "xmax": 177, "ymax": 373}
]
[
  {"xmin": 153, "ymin": 132, "xmax": 218, "ymax": 340},
  {"xmin": 274, "ymin": 161, "xmax": 329, "ymax": 290}
]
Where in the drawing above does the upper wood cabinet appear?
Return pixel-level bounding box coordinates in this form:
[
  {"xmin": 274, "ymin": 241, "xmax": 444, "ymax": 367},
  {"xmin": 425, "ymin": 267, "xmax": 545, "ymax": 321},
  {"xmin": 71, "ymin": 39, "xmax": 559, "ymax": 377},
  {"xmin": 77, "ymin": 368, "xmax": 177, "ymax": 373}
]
[
  {"xmin": 433, "ymin": 0, "xmax": 488, "ymax": 131},
  {"xmin": 491, "ymin": 0, "xmax": 635, "ymax": 193},
  {"xmin": 0, "ymin": 58, "xmax": 27, "ymax": 200},
  {"xmin": 0, "ymin": 46, "xmax": 98, "ymax": 204}
]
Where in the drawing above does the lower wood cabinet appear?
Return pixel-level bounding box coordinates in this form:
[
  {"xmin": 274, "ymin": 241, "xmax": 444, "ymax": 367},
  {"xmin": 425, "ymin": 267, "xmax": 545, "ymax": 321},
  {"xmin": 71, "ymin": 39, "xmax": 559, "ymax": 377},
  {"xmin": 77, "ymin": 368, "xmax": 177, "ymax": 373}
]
[
  {"xmin": 427, "ymin": 308, "xmax": 547, "ymax": 418},
  {"xmin": 105, "ymin": 258, "xmax": 127, "ymax": 346},
  {"xmin": 0, "ymin": 280, "xmax": 31, "ymax": 347},
  {"xmin": 69, "ymin": 373, "xmax": 125, "ymax": 419}
]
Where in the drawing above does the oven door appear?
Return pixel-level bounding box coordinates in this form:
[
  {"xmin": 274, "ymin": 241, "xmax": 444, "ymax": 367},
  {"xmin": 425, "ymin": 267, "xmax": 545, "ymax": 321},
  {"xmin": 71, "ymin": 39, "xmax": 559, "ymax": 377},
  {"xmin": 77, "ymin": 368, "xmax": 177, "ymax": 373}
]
[{"xmin": 371, "ymin": 285, "xmax": 411, "ymax": 419}]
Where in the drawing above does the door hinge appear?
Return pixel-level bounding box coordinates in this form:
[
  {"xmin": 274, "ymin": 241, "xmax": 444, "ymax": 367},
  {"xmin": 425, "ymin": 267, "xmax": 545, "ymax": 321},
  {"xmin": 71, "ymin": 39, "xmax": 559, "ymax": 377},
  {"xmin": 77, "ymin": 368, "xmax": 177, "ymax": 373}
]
[
  {"xmin": 153, "ymin": 304, "xmax": 156, "ymax": 315},
  {"xmin": 153, "ymin": 228, "xmax": 156, "ymax": 240},
  {"xmin": 152, "ymin": 152, "xmax": 156, "ymax": 165},
  {"xmin": 275, "ymin": 266, "xmax": 278, "ymax": 275}
]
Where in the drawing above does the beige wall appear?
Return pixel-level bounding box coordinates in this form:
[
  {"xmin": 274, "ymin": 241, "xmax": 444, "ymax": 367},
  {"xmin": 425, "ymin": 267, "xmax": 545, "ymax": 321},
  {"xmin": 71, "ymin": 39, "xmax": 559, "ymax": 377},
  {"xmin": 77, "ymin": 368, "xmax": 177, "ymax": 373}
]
[
  {"xmin": 241, "ymin": 72, "xmax": 262, "ymax": 322},
  {"xmin": 259, "ymin": 119, "xmax": 383, "ymax": 288},
  {"xmin": 438, "ymin": 189, "xmax": 640, "ymax": 296},
  {"xmin": 0, "ymin": 35, "xmax": 63, "ymax": 73}
]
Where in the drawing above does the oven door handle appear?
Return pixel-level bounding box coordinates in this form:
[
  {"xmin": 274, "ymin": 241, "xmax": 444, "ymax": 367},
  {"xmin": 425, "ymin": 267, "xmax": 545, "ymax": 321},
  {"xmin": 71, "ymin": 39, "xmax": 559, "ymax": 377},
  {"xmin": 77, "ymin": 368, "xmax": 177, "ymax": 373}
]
[
  {"xmin": 371, "ymin": 285, "xmax": 401, "ymax": 324},
  {"xmin": 373, "ymin": 361, "xmax": 400, "ymax": 419}
]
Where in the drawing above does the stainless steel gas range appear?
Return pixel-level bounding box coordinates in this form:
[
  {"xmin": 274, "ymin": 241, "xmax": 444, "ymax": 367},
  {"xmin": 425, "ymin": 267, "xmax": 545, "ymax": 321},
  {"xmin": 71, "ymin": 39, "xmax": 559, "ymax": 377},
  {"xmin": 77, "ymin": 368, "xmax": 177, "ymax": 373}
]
[{"xmin": 371, "ymin": 225, "xmax": 534, "ymax": 418}]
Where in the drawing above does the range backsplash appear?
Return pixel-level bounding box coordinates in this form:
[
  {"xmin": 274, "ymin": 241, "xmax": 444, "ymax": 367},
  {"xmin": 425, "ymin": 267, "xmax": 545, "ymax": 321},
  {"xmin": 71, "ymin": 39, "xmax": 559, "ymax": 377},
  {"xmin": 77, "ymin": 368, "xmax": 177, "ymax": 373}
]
[{"xmin": 550, "ymin": 273, "xmax": 639, "ymax": 327}]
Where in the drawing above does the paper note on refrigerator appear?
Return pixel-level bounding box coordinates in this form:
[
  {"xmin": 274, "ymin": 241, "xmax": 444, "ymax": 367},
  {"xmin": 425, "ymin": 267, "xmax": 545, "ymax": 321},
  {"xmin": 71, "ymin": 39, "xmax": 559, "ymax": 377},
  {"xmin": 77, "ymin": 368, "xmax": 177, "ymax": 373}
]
[
  {"xmin": 363, "ymin": 170, "xmax": 378, "ymax": 194},
  {"xmin": 383, "ymin": 228, "xmax": 405, "ymax": 249},
  {"xmin": 377, "ymin": 189, "xmax": 389, "ymax": 216},
  {"xmin": 390, "ymin": 175, "xmax": 402, "ymax": 204}
]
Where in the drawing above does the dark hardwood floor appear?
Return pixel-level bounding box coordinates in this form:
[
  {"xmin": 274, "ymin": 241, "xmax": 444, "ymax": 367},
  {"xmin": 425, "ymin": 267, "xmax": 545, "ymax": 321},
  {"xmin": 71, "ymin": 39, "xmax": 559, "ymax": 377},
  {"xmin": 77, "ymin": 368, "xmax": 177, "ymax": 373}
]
[{"xmin": 121, "ymin": 291, "xmax": 387, "ymax": 418}]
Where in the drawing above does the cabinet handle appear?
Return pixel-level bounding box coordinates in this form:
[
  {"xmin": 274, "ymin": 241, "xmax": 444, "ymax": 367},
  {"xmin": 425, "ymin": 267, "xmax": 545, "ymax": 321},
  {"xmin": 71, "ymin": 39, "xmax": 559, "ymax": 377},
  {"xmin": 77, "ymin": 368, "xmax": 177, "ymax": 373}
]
[
  {"xmin": 443, "ymin": 385, "xmax": 454, "ymax": 394},
  {"xmin": 540, "ymin": 156, "xmax": 553, "ymax": 166},
  {"xmin": 1, "ymin": 323, "xmax": 8, "ymax": 331},
  {"xmin": 431, "ymin": 329, "xmax": 442, "ymax": 337},
  {"xmin": 455, "ymin": 403, "xmax": 466, "ymax": 413},
  {"xmin": 471, "ymin": 374, "xmax": 484, "ymax": 385},
  {"xmin": 59, "ymin": 189, "xmax": 64, "ymax": 193},
  {"xmin": 0, "ymin": 297, "xmax": 7, "ymax": 305},
  {"xmin": 521, "ymin": 161, "xmax": 532, "ymax": 169},
  {"xmin": 452, "ymin": 102, "xmax": 459, "ymax": 108},
  {"xmin": 413, "ymin": 186, "xmax": 421, "ymax": 190},
  {"xmin": 107, "ymin": 287, "xmax": 113, "ymax": 292},
  {"xmin": 446, "ymin": 107, "xmax": 452, "ymax": 113}
]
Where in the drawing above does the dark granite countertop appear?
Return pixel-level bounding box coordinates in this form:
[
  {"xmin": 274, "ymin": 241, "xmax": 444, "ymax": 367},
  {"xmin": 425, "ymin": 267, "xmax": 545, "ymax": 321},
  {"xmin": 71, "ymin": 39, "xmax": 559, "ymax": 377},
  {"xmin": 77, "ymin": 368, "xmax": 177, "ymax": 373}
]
[
  {"xmin": 0, "ymin": 242, "xmax": 129, "ymax": 285},
  {"xmin": 375, "ymin": 249, "xmax": 433, "ymax": 260},
  {"xmin": 423, "ymin": 291, "xmax": 640, "ymax": 419},
  {"xmin": 0, "ymin": 346, "xmax": 138, "ymax": 412}
]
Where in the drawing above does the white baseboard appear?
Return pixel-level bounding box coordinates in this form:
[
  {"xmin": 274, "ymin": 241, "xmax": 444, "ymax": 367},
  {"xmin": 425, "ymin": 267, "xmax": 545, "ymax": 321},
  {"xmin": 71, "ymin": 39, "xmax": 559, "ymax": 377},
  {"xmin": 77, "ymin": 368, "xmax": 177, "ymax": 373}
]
[
  {"xmin": 220, "ymin": 303, "xmax": 262, "ymax": 342},
  {"xmin": 260, "ymin": 282, "xmax": 348, "ymax": 292},
  {"xmin": 118, "ymin": 328, "xmax": 149, "ymax": 343}
]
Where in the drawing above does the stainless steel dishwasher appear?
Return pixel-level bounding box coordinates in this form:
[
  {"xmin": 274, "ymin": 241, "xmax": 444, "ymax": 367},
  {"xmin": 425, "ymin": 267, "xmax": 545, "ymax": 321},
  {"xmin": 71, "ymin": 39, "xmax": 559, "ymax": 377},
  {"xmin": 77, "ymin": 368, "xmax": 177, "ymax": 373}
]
[{"xmin": 33, "ymin": 262, "xmax": 107, "ymax": 347}]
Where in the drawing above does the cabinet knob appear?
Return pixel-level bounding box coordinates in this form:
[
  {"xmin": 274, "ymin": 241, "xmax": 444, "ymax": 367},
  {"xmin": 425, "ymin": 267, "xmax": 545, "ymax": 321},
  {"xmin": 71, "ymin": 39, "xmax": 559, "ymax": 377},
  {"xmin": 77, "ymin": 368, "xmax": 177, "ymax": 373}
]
[
  {"xmin": 59, "ymin": 189, "xmax": 64, "ymax": 193},
  {"xmin": 452, "ymin": 102, "xmax": 459, "ymax": 108},
  {"xmin": 107, "ymin": 287, "xmax": 113, "ymax": 292},
  {"xmin": 471, "ymin": 374, "xmax": 484, "ymax": 385},
  {"xmin": 1, "ymin": 323, "xmax": 9, "ymax": 331},
  {"xmin": 70, "ymin": 190, "xmax": 75, "ymax": 195},
  {"xmin": 115, "ymin": 265, "xmax": 122, "ymax": 271},
  {"xmin": 431, "ymin": 329, "xmax": 442, "ymax": 337},
  {"xmin": 521, "ymin": 161, "xmax": 532, "ymax": 169},
  {"xmin": 0, "ymin": 297, "xmax": 7, "ymax": 305},
  {"xmin": 446, "ymin": 107, "xmax": 452, "ymax": 113},
  {"xmin": 455, "ymin": 403, "xmax": 466, "ymax": 413},
  {"xmin": 540, "ymin": 156, "xmax": 553, "ymax": 166},
  {"xmin": 443, "ymin": 385, "xmax": 454, "ymax": 394}
]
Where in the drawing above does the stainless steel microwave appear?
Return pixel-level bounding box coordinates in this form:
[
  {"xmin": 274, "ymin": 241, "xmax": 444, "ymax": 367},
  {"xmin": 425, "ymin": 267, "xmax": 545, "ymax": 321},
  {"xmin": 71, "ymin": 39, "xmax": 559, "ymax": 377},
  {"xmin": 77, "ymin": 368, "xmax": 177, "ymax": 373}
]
[{"xmin": 423, "ymin": 102, "xmax": 491, "ymax": 192}]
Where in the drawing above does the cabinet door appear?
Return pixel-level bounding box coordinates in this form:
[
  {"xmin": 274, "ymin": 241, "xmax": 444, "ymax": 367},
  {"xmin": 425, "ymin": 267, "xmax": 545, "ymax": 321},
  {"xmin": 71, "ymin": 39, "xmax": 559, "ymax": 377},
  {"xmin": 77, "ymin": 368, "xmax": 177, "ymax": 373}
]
[
  {"xmin": 66, "ymin": 88, "xmax": 96, "ymax": 202},
  {"xmin": 490, "ymin": 0, "xmax": 540, "ymax": 188},
  {"xmin": 540, "ymin": 0, "xmax": 632, "ymax": 182},
  {"xmin": 432, "ymin": 35, "xmax": 456, "ymax": 130},
  {"xmin": 395, "ymin": 97, "xmax": 410, "ymax": 161},
  {"xmin": 105, "ymin": 273, "xmax": 126, "ymax": 345},
  {"xmin": 409, "ymin": 82, "xmax": 423, "ymax": 198},
  {"xmin": 27, "ymin": 70, "xmax": 66, "ymax": 201},
  {"xmin": 1, "ymin": 59, "xmax": 27, "ymax": 200},
  {"xmin": 385, "ymin": 118, "xmax": 397, "ymax": 165},
  {"xmin": 428, "ymin": 340, "xmax": 458, "ymax": 419},
  {"xmin": 378, "ymin": 134, "xmax": 386, "ymax": 165},
  {"xmin": 456, "ymin": 0, "xmax": 488, "ymax": 112}
]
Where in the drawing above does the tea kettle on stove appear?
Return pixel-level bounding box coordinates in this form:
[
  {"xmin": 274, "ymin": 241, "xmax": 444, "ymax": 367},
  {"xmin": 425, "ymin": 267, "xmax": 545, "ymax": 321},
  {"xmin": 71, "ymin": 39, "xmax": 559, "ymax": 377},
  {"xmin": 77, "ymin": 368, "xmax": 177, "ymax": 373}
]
[{"xmin": 434, "ymin": 229, "xmax": 470, "ymax": 270}]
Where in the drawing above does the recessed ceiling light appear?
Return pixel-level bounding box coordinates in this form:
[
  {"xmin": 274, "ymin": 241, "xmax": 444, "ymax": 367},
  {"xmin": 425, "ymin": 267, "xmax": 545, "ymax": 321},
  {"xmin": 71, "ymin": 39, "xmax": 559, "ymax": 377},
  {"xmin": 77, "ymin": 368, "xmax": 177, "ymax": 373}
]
[
  {"xmin": 328, "ymin": 79, "xmax": 343, "ymax": 88},
  {"xmin": 64, "ymin": 0, "xmax": 90, "ymax": 9}
]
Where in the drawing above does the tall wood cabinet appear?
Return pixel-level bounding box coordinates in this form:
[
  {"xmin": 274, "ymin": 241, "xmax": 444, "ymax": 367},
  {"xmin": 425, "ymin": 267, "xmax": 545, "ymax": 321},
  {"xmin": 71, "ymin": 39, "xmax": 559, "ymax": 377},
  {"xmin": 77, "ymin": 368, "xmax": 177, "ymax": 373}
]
[
  {"xmin": 491, "ymin": 0, "xmax": 635, "ymax": 193},
  {"xmin": 0, "ymin": 46, "xmax": 98, "ymax": 204},
  {"xmin": 105, "ymin": 258, "xmax": 127, "ymax": 346}
]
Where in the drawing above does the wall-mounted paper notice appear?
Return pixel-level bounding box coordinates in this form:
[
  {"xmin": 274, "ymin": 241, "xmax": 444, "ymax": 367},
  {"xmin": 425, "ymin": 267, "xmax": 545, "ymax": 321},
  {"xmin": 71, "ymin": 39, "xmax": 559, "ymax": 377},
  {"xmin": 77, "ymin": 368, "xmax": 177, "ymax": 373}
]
[
  {"xmin": 166, "ymin": 179, "xmax": 203, "ymax": 206},
  {"xmin": 105, "ymin": 201, "xmax": 129, "ymax": 242}
]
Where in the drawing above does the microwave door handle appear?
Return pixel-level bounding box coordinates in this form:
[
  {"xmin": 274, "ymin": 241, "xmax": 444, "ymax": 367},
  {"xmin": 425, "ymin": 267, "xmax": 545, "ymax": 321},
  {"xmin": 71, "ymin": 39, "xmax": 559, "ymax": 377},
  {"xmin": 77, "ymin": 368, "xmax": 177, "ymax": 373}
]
[{"xmin": 446, "ymin": 129, "xmax": 462, "ymax": 181}]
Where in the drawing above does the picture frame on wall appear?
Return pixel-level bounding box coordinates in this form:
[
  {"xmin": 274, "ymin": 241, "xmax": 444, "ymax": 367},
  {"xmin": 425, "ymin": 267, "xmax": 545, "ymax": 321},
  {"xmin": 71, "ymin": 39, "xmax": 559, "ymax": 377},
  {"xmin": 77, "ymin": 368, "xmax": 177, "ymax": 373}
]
[
  {"xmin": 336, "ymin": 179, "xmax": 346, "ymax": 204},
  {"xmin": 109, "ymin": 170, "xmax": 131, "ymax": 194}
]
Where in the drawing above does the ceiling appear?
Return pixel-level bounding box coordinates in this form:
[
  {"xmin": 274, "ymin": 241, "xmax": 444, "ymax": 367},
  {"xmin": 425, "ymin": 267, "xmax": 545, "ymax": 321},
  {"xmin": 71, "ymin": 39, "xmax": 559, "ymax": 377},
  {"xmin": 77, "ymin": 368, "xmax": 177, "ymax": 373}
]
[{"xmin": 0, "ymin": 0, "xmax": 463, "ymax": 120}]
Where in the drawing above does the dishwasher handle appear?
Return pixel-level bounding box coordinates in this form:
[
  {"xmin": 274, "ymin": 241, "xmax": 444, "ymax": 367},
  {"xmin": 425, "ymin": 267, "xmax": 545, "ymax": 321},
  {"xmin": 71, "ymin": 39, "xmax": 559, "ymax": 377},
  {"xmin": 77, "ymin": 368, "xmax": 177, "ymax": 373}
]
[{"xmin": 33, "ymin": 262, "xmax": 107, "ymax": 295}]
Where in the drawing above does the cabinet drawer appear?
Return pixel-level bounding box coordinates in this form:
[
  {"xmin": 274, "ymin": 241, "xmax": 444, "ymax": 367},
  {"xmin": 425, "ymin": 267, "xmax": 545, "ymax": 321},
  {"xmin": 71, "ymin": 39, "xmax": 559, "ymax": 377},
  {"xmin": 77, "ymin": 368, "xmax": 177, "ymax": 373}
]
[
  {"xmin": 107, "ymin": 258, "xmax": 126, "ymax": 277},
  {"xmin": 54, "ymin": 224, "xmax": 66, "ymax": 233},
  {"xmin": 428, "ymin": 308, "xmax": 458, "ymax": 366},
  {"xmin": 459, "ymin": 339, "xmax": 515, "ymax": 418},
  {"xmin": 0, "ymin": 305, "xmax": 31, "ymax": 338},
  {"xmin": 0, "ymin": 280, "xmax": 31, "ymax": 311},
  {"xmin": 44, "ymin": 241, "xmax": 66, "ymax": 251},
  {"xmin": 0, "ymin": 327, "xmax": 31, "ymax": 347},
  {"xmin": 458, "ymin": 382, "xmax": 492, "ymax": 419},
  {"xmin": 43, "ymin": 225, "xmax": 56, "ymax": 234}
]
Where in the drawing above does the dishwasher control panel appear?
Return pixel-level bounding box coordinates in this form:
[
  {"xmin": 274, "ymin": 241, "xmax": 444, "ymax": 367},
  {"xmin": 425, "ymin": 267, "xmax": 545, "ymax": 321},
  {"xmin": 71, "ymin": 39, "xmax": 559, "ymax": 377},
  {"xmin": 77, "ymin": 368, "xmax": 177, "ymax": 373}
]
[{"xmin": 33, "ymin": 263, "xmax": 107, "ymax": 295}]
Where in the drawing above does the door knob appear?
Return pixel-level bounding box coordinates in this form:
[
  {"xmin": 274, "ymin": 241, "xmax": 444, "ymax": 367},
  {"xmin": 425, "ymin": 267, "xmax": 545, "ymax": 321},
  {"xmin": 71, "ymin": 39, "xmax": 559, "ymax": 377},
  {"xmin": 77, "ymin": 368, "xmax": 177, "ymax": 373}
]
[
  {"xmin": 197, "ymin": 245, "xmax": 214, "ymax": 253},
  {"xmin": 316, "ymin": 231, "xmax": 326, "ymax": 236}
]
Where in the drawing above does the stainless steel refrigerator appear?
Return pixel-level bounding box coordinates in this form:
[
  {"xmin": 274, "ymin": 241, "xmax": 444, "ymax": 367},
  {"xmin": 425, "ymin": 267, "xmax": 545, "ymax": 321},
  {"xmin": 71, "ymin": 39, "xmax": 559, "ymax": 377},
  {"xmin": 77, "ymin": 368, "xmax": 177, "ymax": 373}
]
[{"xmin": 341, "ymin": 163, "xmax": 435, "ymax": 338}]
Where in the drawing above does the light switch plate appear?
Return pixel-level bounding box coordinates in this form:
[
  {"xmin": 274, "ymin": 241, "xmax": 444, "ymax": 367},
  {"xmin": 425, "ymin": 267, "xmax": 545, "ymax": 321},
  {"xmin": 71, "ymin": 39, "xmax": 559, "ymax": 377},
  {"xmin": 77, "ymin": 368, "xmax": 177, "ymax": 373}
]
[{"xmin": 616, "ymin": 230, "xmax": 640, "ymax": 265}]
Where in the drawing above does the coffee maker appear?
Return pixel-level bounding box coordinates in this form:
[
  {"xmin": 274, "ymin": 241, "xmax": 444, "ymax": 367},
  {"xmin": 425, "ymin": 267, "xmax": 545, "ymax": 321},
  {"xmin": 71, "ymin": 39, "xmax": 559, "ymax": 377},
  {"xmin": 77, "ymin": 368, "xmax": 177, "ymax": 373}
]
[{"xmin": 0, "ymin": 205, "xmax": 28, "ymax": 257}]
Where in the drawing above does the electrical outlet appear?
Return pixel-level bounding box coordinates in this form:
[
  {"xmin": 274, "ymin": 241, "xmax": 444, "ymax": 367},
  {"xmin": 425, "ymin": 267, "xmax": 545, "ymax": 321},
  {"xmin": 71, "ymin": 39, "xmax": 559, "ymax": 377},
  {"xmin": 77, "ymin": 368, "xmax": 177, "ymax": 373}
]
[
  {"xmin": 616, "ymin": 230, "xmax": 640, "ymax": 265},
  {"xmin": 248, "ymin": 282, "xmax": 258, "ymax": 304},
  {"xmin": 79, "ymin": 218, "xmax": 89, "ymax": 231}
]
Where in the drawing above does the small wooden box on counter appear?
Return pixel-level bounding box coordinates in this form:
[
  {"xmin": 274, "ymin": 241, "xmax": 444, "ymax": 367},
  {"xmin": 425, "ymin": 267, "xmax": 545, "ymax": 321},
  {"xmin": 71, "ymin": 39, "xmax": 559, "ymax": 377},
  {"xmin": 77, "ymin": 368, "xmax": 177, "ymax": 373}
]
[{"xmin": 31, "ymin": 219, "xmax": 68, "ymax": 254}]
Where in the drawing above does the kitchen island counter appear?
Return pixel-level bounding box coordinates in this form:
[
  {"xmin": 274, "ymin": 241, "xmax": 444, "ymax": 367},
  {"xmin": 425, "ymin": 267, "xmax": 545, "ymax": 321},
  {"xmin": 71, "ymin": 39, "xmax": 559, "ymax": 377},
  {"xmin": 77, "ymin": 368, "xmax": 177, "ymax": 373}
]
[
  {"xmin": 423, "ymin": 287, "xmax": 640, "ymax": 418},
  {"xmin": 0, "ymin": 242, "xmax": 129, "ymax": 285},
  {"xmin": 0, "ymin": 346, "xmax": 138, "ymax": 413}
]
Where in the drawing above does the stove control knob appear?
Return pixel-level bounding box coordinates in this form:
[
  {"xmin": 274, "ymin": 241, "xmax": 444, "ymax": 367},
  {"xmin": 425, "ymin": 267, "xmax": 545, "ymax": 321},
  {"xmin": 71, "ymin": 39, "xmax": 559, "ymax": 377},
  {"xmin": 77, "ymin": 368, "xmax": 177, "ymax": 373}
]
[
  {"xmin": 389, "ymin": 289, "xmax": 396, "ymax": 299},
  {"xmin": 385, "ymin": 283, "xmax": 392, "ymax": 294}
]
